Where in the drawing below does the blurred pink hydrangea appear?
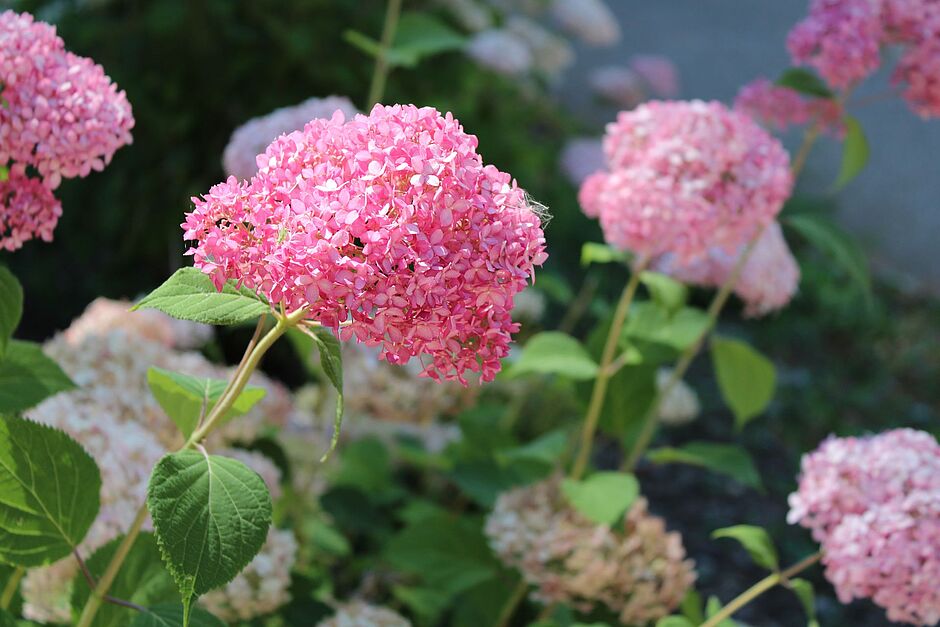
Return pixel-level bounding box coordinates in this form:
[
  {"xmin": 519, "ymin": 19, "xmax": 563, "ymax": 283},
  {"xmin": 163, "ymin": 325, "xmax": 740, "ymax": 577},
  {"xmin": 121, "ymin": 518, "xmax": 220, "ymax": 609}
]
[
  {"xmin": 63, "ymin": 297, "xmax": 212, "ymax": 349},
  {"xmin": 549, "ymin": 0, "xmax": 620, "ymax": 46},
  {"xmin": 0, "ymin": 10, "xmax": 133, "ymax": 188},
  {"xmin": 894, "ymin": 35, "xmax": 940, "ymax": 118},
  {"xmin": 651, "ymin": 222, "xmax": 801, "ymax": 317},
  {"xmin": 558, "ymin": 137, "xmax": 604, "ymax": 186},
  {"xmin": 786, "ymin": 0, "xmax": 883, "ymax": 89},
  {"xmin": 317, "ymin": 601, "xmax": 412, "ymax": 627},
  {"xmin": 486, "ymin": 476, "xmax": 695, "ymax": 623},
  {"xmin": 466, "ymin": 28, "xmax": 534, "ymax": 76},
  {"xmin": 589, "ymin": 66, "xmax": 647, "ymax": 109},
  {"xmin": 579, "ymin": 100, "xmax": 792, "ymax": 262},
  {"xmin": 789, "ymin": 429, "xmax": 940, "ymax": 625},
  {"xmin": 734, "ymin": 78, "xmax": 844, "ymax": 135},
  {"xmin": 222, "ymin": 96, "xmax": 358, "ymax": 180},
  {"xmin": 506, "ymin": 16, "xmax": 574, "ymax": 78},
  {"xmin": 630, "ymin": 55, "xmax": 680, "ymax": 99},
  {"xmin": 184, "ymin": 104, "xmax": 547, "ymax": 384},
  {"xmin": 0, "ymin": 171, "xmax": 62, "ymax": 251}
]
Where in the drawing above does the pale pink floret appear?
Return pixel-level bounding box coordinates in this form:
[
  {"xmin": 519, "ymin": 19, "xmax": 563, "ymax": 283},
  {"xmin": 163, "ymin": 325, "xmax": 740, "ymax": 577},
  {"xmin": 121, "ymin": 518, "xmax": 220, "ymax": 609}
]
[
  {"xmin": 222, "ymin": 96, "xmax": 358, "ymax": 180},
  {"xmin": 734, "ymin": 78, "xmax": 844, "ymax": 136},
  {"xmin": 578, "ymin": 100, "xmax": 793, "ymax": 262},
  {"xmin": 184, "ymin": 104, "xmax": 547, "ymax": 384},
  {"xmin": 893, "ymin": 34, "xmax": 940, "ymax": 118},
  {"xmin": 0, "ymin": 171, "xmax": 62, "ymax": 251},
  {"xmin": 786, "ymin": 0, "xmax": 883, "ymax": 89},
  {"xmin": 652, "ymin": 222, "xmax": 800, "ymax": 317},
  {"xmin": 0, "ymin": 10, "xmax": 134, "ymax": 189},
  {"xmin": 789, "ymin": 429, "xmax": 940, "ymax": 626}
]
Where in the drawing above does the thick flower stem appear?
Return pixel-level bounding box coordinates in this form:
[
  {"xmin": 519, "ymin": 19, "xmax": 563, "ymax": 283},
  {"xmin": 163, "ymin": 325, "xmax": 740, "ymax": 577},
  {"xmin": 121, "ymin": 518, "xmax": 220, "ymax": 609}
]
[
  {"xmin": 367, "ymin": 0, "xmax": 404, "ymax": 107},
  {"xmin": 76, "ymin": 308, "xmax": 306, "ymax": 627},
  {"xmin": 623, "ymin": 232, "xmax": 761, "ymax": 471},
  {"xmin": 571, "ymin": 260, "xmax": 648, "ymax": 480},
  {"xmin": 0, "ymin": 566, "xmax": 23, "ymax": 609},
  {"xmin": 699, "ymin": 552, "xmax": 821, "ymax": 627}
]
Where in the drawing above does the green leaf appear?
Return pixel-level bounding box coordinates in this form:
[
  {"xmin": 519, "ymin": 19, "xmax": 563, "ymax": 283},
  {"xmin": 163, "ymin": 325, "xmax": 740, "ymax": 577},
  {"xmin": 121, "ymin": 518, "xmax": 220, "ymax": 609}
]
[
  {"xmin": 705, "ymin": 596, "xmax": 738, "ymax": 627},
  {"xmin": 384, "ymin": 513, "xmax": 499, "ymax": 599},
  {"xmin": 496, "ymin": 429, "xmax": 568, "ymax": 467},
  {"xmin": 0, "ymin": 415, "xmax": 100, "ymax": 566},
  {"xmin": 680, "ymin": 588, "xmax": 705, "ymax": 623},
  {"xmin": 0, "ymin": 609, "xmax": 16, "ymax": 627},
  {"xmin": 393, "ymin": 585, "xmax": 450, "ymax": 626},
  {"xmin": 0, "ymin": 341, "xmax": 75, "ymax": 413},
  {"xmin": 147, "ymin": 450, "xmax": 272, "ymax": 618},
  {"xmin": 711, "ymin": 336, "xmax": 776, "ymax": 428},
  {"xmin": 307, "ymin": 328, "xmax": 344, "ymax": 461},
  {"xmin": 656, "ymin": 618, "xmax": 695, "ymax": 627},
  {"xmin": 833, "ymin": 116, "xmax": 869, "ymax": 190},
  {"xmin": 595, "ymin": 364, "xmax": 657, "ymax": 440},
  {"xmin": 712, "ymin": 525, "xmax": 779, "ymax": 571},
  {"xmin": 775, "ymin": 68, "xmax": 834, "ymax": 98},
  {"xmin": 510, "ymin": 332, "xmax": 599, "ymax": 380},
  {"xmin": 581, "ymin": 242, "xmax": 626, "ymax": 266},
  {"xmin": 646, "ymin": 441, "xmax": 764, "ymax": 491},
  {"xmin": 71, "ymin": 533, "xmax": 177, "ymax": 627},
  {"xmin": 128, "ymin": 604, "xmax": 225, "ymax": 627},
  {"xmin": 146, "ymin": 368, "xmax": 265, "ymax": 440},
  {"xmin": 0, "ymin": 267, "xmax": 22, "ymax": 358},
  {"xmin": 784, "ymin": 212, "xmax": 872, "ymax": 302},
  {"xmin": 561, "ymin": 472, "xmax": 639, "ymax": 525},
  {"xmin": 640, "ymin": 272, "xmax": 688, "ymax": 313},
  {"xmin": 790, "ymin": 578, "xmax": 820, "ymax": 627},
  {"xmin": 623, "ymin": 303, "xmax": 709, "ymax": 352},
  {"xmin": 132, "ymin": 268, "xmax": 269, "ymax": 326},
  {"xmin": 389, "ymin": 12, "xmax": 466, "ymax": 67}
]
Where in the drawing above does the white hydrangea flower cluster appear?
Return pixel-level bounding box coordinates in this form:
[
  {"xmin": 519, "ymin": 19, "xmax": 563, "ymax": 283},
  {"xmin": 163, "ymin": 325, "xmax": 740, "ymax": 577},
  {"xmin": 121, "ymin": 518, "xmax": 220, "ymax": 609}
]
[
  {"xmin": 20, "ymin": 300, "xmax": 297, "ymax": 623},
  {"xmin": 316, "ymin": 601, "xmax": 412, "ymax": 627},
  {"xmin": 656, "ymin": 368, "xmax": 701, "ymax": 426}
]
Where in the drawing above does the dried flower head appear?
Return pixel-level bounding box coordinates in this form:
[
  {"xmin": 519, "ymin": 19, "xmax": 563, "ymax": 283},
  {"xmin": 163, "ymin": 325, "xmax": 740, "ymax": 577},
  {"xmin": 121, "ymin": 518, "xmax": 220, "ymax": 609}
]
[
  {"xmin": 184, "ymin": 104, "xmax": 547, "ymax": 384},
  {"xmin": 222, "ymin": 96, "xmax": 359, "ymax": 180},
  {"xmin": 579, "ymin": 100, "xmax": 793, "ymax": 262},
  {"xmin": 486, "ymin": 477, "xmax": 696, "ymax": 624},
  {"xmin": 316, "ymin": 601, "xmax": 412, "ymax": 627}
]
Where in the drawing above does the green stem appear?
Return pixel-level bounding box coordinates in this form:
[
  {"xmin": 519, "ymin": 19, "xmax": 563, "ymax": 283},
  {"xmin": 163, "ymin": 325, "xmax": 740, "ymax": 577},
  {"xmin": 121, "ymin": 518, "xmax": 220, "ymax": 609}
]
[
  {"xmin": 699, "ymin": 553, "xmax": 821, "ymax": 627},
  {"xmin": 76, "ymin": 308, "xmax": 307, "ymax": 627},
  {"xmin": 0, "ymin": 566, "xmax": 24, "ymax": 609},
  {"xmin": 367, "ymin": 0, "xmax": 403, "ymax": 107},
  {"xmin": 571, "ymin": 260, "xmax": 648, "ymax": 480},
  {"xmin": 495, "ymin": 579, "xmax": 528, "ymax": 627}
]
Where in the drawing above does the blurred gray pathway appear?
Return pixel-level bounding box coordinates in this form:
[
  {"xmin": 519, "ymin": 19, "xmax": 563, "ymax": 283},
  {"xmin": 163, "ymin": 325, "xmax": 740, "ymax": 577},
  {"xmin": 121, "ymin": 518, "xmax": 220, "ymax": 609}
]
[{"xmin": 558, "ymin": 1, "xmax": 940, "ymax": 292}]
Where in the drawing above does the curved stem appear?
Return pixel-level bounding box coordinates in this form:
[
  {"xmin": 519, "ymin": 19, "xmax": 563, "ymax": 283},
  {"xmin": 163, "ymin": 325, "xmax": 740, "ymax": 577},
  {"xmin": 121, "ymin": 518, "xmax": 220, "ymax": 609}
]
[
  {"xmin": 367, "ymin": 0, "xmax": 403, "ymax": 107},
  {"xmin": 700, "ymin": 553, "xmax": 821, "ymax": 627},
  {"xmin": 623, "ymin": 232, "xmax": 761, "ymax": 471},
  {"xmin": 571, "ymin": 259, "xmax": 648, "ymax": 479},
  {"xmin": 75, "ymin": 504, "xmax": 148, "ymax": 627},
  {"xmin": 495, "ymin": 579, "xmax": 528, "ymax": 627},
  {"xmin": 0, "ymin": 566, "xmax": 24, "ymax": 609},
  {"xmin": 77, "ymin": 308, "xmax": 307, "ymax": 627}
]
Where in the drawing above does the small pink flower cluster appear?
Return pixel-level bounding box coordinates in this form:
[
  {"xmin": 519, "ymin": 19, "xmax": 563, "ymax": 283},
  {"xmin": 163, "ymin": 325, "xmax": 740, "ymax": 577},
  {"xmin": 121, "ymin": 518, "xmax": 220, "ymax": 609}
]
[
  {"xmin": 788, "ymin": 0, "xmax": 940, "ymax": 117},
  {"xmin": 789, "ymin": 429, "xmax": 940, "ymax": 625},
  {"xmin": 589, "ymin": 56, "xmax": 680, "ymax": 110},
  {"xmin": 579, "ymin": 100, "xmax": 792, "ymax": 263},
  {"xmin": 185, "ymin": 104, "xmax": 547, "ymax": 383},
  {"xmin": 652, "ymin": 222, "xmax": 801, "ymax": 317},
  {"xmin": 734, "ymin": 78, "xmax": 844, "ymax": 136},
  {"xmin": 0, "ymin": 10, "xmax": 134, "ymax": 250}
]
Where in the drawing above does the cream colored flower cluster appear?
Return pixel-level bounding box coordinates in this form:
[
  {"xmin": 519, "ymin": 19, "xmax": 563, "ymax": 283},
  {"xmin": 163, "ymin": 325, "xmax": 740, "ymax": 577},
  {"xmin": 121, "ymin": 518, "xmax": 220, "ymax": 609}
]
[
  {"xmin": 486, "ymin": 477, "xmax": 696, "ymax": 624},
  {"xmin": 316, "ymin": 601, "xmax": 412, "ymax": 627}
]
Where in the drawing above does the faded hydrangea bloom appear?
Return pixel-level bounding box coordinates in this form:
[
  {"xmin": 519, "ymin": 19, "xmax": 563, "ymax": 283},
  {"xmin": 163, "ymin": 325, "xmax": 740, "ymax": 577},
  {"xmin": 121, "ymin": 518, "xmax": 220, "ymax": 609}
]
[
  {"xmin": 185, "ymin": 104, "xmax": 547, "ymax": 384},
  {"xmin": 506, "ymin": 16, "xmax": 574, "ymax": 78},
  {"xmin": 549, "ymin": 0, "xmax": 620, "ymax": 46},
  {"xmin": 222, "ymin": 96, "xmax": 358, "ymax": 180},
  {"xmin": 789, "ymin": 429, "xmax": 940, "ymax": 625},
  {"xmin": 485, "ymin": 476, "xmax": 696, "ymax": 624},
  {"xmin": 316, "ymin": 601, "xmax": 412, "ymax": 627},
  {"xmin": 437, "ymin": 0, "xmax": 493, "ymax": 31},
  {"xmin": 651, "ymin": 222, "xmax": 801, "ymax": 318},
  {"xmin": 466, "ymin": 28, "xmax": 534, "ymax": 76},
  {"xmin": 63, "ymin": 297, "xmax": 212, "ymax": 349},
  {"xmin": 656, "ymin": 368, "xmax": 700, "ymax": 426},
  {"xmin": 579, "ymin": 101, "xmax": 792, "ymax": 263}
]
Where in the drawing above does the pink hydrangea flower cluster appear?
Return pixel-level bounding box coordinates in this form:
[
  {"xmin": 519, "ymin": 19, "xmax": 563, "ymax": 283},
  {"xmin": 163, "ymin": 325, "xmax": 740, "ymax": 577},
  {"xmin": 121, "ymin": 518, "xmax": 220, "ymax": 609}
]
[
  {"xmin": 0, "ymin": 171, "xmax": 62, "ymax": 251},
  {"xmin": 788, "ymin": 429, "xmax": 940, "ymax": 625},
  {"xmin": 787, "ymin": 0, "xmax": 940, "ymax": 117},
  {"xmin": 223, "ymin": 96, "xmax": 359, "ymax": 180},
  {"xmin": 184, "ymin": 104, "xmax": 547, "ymax": 384},
  {"xmin": 734, "ymin": 78, "xmax": 845, "ymax": 136},
  {"xmin": 578, "ymin": 100, "xmax": 793, "ymax": 263},
  {"xmin": 0, "ymin": 10, "xmax": 134, "ymax": 250},
  {"xmin": 651, "ymin": 222, "xmax": 801, "ymax": 317}
]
